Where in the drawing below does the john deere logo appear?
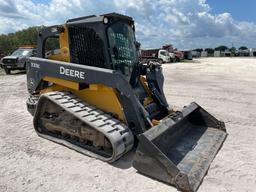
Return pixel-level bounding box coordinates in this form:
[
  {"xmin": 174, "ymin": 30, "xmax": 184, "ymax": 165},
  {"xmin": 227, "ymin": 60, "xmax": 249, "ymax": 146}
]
[{"xmin": 60, "ymin": 66, "xmax": 85, "ymax": 79}]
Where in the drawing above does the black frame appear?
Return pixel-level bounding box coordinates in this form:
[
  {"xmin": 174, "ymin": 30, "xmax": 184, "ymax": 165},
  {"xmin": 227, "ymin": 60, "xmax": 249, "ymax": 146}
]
[
  {"xmin": 31, "ymin": 13, "xmax": 169, "ymax": 135},
  {"xmin": 27, "ymin": 57, "xmax": 148, "ymax": 135}
]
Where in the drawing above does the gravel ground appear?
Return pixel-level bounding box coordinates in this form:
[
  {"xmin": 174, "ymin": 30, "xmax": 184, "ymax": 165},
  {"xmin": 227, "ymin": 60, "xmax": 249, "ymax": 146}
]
[{"xmin": 0, "ymin": 57, "xmax": 255, "ymax": 192}]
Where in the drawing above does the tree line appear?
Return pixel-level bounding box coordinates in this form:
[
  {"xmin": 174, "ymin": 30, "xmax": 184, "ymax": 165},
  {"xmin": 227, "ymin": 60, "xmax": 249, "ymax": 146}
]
[
  {"xmin": 193, "ymin": 45, "xmax": 249, "ymax": 54},
  {"xmin": 0, "ymin": 26, "xmax": 59, "ymax": 56}
]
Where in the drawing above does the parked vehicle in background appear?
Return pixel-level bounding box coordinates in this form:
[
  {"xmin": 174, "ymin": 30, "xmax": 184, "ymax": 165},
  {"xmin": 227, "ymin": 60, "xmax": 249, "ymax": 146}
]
[
  {"xmin": 192, "ymin": 50, "xmax": 201, "ymax": 58},
  {"xmin": 249, "ymin": 48, "xmax": 256, "ymax": 57},
  {"xmin": 140, "ymin": 49, "xmax": 170, "ymax": 63},
  {"xmin": 0, "ymin": 46, "xmax": 36, "ymax": 74},
  {"xmin": 174, "ymin": 51, "xmax": 184, "ymax": 62},
  {"xmin": 182, "ymin": 50, "xmax": 193, "ymax": 60},
  {"xmin": 169, "ymin": 52, "xmax": 176, "ymax": 62},
  {"xmin": 162, "ymin": 44, "xmax": 175, "ymax": 62},
  {"xmin": 162, "ymin": 44, "xmax": 184, "ymax": 62}
]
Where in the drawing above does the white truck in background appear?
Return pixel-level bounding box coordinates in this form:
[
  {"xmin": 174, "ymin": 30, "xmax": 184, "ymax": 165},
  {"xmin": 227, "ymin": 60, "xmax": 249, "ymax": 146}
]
[
  {"xmin": 168, "ymin": 52, "xmax": 176, "ymax": 62},
  {"xmin": 140, "ymin": 49, "xmax": 171, "ymax": 63}
]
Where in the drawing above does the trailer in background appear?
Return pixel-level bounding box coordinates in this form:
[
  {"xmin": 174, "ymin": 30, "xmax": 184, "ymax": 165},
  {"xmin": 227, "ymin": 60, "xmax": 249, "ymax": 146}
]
[
  {"xmin": 173, "ymin": 51, "xmax": 184, "ymax": 62},
  {"xmin": 181, "ymin": 50, "xmax": 193, "ymax": 60},
  {"xmin": 192, "ymin": 51, "xmax": 201, "ymax": 58}
]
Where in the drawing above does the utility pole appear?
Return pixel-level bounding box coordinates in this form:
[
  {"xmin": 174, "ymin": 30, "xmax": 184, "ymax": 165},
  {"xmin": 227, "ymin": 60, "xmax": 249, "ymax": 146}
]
[{"xmin": 231, "ymin": 42, "xmax": 234, "ymax": 57}]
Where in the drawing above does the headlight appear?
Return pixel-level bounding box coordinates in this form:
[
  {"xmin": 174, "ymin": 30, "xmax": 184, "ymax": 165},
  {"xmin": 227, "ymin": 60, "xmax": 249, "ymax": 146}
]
[{"xmin": 103, "ymin": 17, "xmax": 108, "ymax": 24}]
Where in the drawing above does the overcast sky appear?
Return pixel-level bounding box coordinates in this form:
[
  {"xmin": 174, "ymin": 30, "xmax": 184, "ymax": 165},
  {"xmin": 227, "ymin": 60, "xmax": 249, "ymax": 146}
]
[{"xmin": 0, "ymin": 0, "xmax": 256, "ymax": 49}]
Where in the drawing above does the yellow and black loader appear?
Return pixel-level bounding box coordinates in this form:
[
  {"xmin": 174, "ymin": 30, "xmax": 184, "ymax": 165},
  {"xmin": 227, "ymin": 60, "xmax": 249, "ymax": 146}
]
[{"xmin": 26, "ymin": 13, "xmax": 227, "ymax": 192}]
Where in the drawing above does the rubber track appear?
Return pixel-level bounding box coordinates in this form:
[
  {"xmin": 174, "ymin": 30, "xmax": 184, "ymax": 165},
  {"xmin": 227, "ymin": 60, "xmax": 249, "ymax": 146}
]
[{"xmin": 34, "ymin": 91, "xmax": 134, "ymax": 162}]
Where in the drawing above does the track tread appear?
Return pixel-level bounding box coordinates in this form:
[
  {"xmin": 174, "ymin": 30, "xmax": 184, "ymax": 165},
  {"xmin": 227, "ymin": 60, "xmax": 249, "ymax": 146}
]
[{"xmin": 35, "ymin": 91, "xmax": 134, "ymax": 162}]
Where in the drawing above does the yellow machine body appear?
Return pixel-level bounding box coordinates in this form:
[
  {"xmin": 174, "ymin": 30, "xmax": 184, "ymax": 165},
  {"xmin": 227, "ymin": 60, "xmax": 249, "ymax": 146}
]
[{"xmin": 41, "ymin": 25, "xmax": 127, "ymax": 122}]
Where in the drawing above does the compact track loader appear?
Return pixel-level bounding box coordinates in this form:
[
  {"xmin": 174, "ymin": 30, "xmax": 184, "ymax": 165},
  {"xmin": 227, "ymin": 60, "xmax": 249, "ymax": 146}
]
[{"xmin": 26, "ymin": 13, "xmax": 227, "ymax": 192}]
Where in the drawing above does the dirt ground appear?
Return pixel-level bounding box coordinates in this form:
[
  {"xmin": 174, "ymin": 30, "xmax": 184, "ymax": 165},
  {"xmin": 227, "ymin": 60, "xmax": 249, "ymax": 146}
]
[{"xmin": 0, "ymin": 57, "xmax": 255, "ymax": 192}]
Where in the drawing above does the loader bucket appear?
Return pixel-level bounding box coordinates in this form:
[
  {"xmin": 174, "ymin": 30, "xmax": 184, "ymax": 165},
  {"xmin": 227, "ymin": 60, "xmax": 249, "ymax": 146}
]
[{"xmin": 133, "ymin": 102, "xmax": 227, "ymax": 192}]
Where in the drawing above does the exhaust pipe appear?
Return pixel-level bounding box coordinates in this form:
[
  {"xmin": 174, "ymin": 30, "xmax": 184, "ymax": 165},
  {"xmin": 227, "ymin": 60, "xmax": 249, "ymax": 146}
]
[{"xmin": 133, "ymin": 102, "xmax": 227, "ymax": 192}]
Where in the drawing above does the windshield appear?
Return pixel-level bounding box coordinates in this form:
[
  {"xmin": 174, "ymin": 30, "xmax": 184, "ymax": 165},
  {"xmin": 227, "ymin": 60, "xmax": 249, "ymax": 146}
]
[
  {"xmin": 11, "ymin": 49, "xmax": 32, "ymax": 57},
  {"xmin": 107, "ymin": 22, "xmax": 138, "ymax": 78},
  {"xmin": 160, "ymin": 51, "xmax": 168, "ymax": 56}
]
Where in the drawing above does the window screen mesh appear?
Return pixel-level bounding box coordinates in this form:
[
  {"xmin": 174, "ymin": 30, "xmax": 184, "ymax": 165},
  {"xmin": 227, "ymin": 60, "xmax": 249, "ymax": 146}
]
[{"xmin": 68, "ymin": 26, "xmax": 105, "ymax": 68}]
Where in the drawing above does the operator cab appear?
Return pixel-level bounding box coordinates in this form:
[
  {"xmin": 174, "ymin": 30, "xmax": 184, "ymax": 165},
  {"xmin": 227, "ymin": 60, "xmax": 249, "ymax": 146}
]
[
  {"xmin": 36, "ymin": 13, "xmax": 168, "ymax": 120},
  {"xmin": 37, "ymin": 13, "xmax": 138, "ymax": 82}
]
